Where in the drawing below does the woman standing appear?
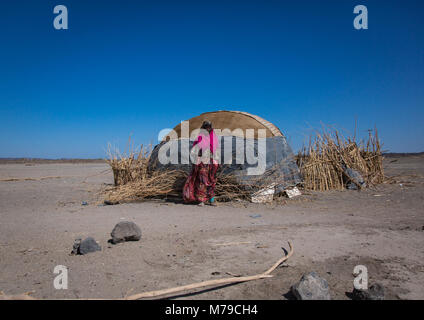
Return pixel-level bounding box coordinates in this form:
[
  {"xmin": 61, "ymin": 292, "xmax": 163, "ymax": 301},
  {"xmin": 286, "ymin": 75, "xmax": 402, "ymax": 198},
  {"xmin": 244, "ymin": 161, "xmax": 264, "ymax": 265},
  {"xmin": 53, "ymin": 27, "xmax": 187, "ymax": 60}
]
[{"xmin": 183, "ymin": 120, "xmax": 220, "ymax": 206}]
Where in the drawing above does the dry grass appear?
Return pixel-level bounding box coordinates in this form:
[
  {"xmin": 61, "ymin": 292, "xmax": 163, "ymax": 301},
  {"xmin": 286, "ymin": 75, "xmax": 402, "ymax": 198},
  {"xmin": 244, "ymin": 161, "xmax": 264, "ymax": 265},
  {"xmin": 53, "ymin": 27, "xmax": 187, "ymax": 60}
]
[
  {"xmin": 105, "ymin": 169, "xmax": 256, "ymax": 203},
  {"xmin": 105, "ymin": 169, "xmax": 187, "ymax": 203},
  {"xmin": 296, "ymin": 126, "xmax": 384, "ymax": 191},
  {"xmin": 105, "ymin": 141, "xmax": 253, "ymax": 203}
]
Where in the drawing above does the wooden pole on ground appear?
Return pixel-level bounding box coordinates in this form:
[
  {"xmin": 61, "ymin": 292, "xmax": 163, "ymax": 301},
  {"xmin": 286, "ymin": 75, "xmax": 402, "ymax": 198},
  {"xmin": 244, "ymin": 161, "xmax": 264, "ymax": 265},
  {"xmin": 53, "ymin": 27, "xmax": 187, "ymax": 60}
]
[{"xmin": 125, "ymin": 241, "xmax": 293, "ymax": 300}]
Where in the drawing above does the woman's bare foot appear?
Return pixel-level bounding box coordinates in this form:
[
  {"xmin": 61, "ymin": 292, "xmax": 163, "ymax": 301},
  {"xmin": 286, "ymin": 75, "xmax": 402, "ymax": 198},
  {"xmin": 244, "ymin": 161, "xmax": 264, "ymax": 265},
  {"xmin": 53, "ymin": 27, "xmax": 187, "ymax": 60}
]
[{"xmin": 209, "ymin": 197, "xmax": 217, "ymax": 206}]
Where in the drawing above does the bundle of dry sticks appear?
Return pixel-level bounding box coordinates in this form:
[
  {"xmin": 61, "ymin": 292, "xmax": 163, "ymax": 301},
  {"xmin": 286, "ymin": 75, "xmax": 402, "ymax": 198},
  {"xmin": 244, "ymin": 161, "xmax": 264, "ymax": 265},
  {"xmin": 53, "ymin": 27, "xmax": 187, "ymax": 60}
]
[
  {"xmin": 296, "ymin": 127, "xmax": 384, "ymax": 191},
  {"xmin": 105, "ymin": 142, "xmax": 254, "ymax": 203}
]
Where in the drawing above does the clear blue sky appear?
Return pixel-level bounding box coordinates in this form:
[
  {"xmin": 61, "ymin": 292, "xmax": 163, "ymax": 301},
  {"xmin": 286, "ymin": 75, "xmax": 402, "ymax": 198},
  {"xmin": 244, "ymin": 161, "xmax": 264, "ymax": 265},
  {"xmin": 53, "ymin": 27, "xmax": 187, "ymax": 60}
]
[{"xmin": 0, "ymin": 0, "xmax": 423, "ymax": 158}]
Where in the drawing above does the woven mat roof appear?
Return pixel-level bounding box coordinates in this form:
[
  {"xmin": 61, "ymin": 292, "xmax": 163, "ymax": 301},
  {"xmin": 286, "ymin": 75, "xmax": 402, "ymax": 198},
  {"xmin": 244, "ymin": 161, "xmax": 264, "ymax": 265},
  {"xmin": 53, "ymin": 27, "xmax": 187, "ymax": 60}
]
[{"xmin": 170, "ymin": 110, "xmax": 283, "ymax": 139}]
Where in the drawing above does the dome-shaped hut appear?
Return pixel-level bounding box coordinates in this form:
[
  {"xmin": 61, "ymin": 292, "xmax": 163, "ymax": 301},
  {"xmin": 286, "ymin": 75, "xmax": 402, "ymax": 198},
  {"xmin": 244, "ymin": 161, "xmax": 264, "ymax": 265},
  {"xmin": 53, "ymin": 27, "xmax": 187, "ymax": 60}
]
[{"xmin": 149, "ymin": 110, "xmax": 301, "ymax": 193}]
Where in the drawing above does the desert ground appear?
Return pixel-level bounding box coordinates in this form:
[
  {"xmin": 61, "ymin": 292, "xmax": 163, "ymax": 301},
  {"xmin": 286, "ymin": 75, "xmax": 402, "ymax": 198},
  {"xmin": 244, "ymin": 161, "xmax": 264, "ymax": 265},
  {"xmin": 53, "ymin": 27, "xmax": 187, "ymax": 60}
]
[{"xmin": 0, "ymin": 155, "xmax": 423, "ymax": 300}]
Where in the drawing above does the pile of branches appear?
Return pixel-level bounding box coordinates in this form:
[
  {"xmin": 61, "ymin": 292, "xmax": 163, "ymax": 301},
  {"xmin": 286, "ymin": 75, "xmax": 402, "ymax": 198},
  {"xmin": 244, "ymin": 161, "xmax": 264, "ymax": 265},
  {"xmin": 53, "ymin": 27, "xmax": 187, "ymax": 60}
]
[
  {"xmin": 105, "ymin": 142, "xmax": 253, "ymax": 203},
  {"xmin": 105, "ymin": 169, "xmax": 187, "ymax": 203},
  {"xmin": 105, "ymin": 169, "xmax": 256, "ymax": 204},
  {"xmin": 214, "ymin": 172, "xmax": 256, "ymax": 201},
  {"xmin": 296, "ymin": 127, "xmax": 384, "ymax": 191},
  {"xmin": 106, "ymin": 142, "xmax": 152, "ymax": 186}
]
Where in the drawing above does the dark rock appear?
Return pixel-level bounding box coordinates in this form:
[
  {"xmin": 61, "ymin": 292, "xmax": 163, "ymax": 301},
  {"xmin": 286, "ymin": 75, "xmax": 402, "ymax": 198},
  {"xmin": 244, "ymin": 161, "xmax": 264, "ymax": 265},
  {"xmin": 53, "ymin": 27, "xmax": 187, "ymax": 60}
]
[
  {"xmin": 352, "ymin": 283, "xmax": 385, "ymax": 300},
  {"xmin": 111, "ymin": 221, "xmax": 142, "ymax": 244},
  {"xmin": 78, "ymin": 237, "xmax": 101, "ymax": 255},
  {"xmin": 71, "ymin": 238, "xmax": 81, "ymax": 255},
  {"xmin": 344, "ymin": 167, "xmax": 366, "ymax": 190},
  {"xmin": 291, "ymin": 272, "xmax": 331, "ymax": 300}
]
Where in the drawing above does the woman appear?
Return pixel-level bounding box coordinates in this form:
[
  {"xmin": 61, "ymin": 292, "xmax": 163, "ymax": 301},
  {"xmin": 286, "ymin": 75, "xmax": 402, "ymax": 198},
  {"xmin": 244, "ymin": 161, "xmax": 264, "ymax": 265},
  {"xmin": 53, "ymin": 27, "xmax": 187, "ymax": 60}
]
[{"xmin": 183, "ymin": 120, "xmax": 220, "ymax": 206}]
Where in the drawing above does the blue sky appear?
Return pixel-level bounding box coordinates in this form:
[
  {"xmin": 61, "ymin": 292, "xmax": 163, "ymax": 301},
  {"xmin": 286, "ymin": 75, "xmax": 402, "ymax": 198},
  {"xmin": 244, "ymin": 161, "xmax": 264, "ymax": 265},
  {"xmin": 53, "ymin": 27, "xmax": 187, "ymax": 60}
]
[{"xmin": 0, "ymin": 0, "xmax": 423, "ymax": 158}]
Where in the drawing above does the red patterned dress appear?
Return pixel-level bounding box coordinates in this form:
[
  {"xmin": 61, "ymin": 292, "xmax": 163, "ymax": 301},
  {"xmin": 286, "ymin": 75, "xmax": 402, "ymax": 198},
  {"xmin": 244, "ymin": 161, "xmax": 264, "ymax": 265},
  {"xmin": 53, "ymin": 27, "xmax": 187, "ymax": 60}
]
[{"xmin": 183, "ymin": 130, "xmax": 219, "ymax": 203}]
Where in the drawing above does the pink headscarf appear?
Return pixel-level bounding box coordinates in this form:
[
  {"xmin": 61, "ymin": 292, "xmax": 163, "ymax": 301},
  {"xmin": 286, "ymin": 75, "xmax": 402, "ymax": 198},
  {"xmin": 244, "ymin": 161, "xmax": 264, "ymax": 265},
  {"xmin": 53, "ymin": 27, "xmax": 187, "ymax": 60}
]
[{"xmin": 193, "ymin": 129, "xmax": 219, "ymax": 153}]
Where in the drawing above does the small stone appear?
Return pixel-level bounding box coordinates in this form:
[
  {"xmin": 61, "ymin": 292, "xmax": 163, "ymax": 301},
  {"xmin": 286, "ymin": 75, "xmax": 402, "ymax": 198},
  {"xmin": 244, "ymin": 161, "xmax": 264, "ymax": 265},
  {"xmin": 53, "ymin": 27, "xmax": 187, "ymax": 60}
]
[
  {"xmin": 249, "ymin": 214, "xmax": 262, "ymax": 219},
  {"xmin": 111, "ymin": 221, "xmax": 142, "ymax": 244},
  {"xmin": 78, "ymin": 237, "xmax": 101, "ymax": 255},
  {"xmin": 352, "ymin": 283, "xmax": 385, "ymax": 300},
  {"xmin": 291, "ymin": 272, "xmax": 331, "ymax": 300},
  {"xmin": 71, "ymin": 238, "xmax": 81, "ymax": 255}
]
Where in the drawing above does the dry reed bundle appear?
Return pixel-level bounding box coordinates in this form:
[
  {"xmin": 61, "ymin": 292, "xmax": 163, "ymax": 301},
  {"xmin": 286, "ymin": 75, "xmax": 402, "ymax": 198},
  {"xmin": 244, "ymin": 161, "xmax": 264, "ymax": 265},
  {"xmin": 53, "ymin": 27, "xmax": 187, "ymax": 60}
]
[
  {"xmin": 105, "ymin": 137, "xmax": 264, "ymax": 203},
  {"xmin": 296, "ymin": 127, "xmax": 384, "ymax": 191},
  {"xmin": 105, "ymin": 169, "xmax": 187, "ymax": 203},
  {"xmin": 104, "ymin": 167, "xmax": 259, "ymax": 203},
  {"xmin": 106, "ymin": 141, "xmax": 152, "ymax": 186}
]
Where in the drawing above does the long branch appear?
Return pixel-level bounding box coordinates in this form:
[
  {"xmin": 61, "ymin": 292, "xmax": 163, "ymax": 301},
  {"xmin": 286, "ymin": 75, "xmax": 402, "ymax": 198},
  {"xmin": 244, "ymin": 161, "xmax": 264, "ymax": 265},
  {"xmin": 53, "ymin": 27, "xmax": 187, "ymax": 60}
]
[{"xmin": 125, "ymin": 241, "xmax": 293, "ymax": 300}]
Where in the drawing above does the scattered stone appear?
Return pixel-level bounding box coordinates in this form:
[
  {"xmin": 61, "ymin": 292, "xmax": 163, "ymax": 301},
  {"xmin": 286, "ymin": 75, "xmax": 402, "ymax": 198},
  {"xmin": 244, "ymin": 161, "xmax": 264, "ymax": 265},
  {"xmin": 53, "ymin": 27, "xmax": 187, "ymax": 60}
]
[
  {"xmin": 78, "ymin": 237, "xmax": 101, "ymax": 255},
  {"xmin": 81, "ymin": 201, "xmax": 88, "ymax": 206},
  {"xmin": 285, "ymin": 186, "xmax": 302, "ymax": 198},
  {"xmin": 249, "ymin": 214, "xmax": 262, "ymax": 219},
  {"xmin": 111, "ymin": 221, "xmax": 142, "ymax": 244},
  {"xmin": 71, "ymin": 237, "xmax": 101, "ymax": 255},
  {"xmin": 352, "ymin": 283, "xmax": 385, "ymax": 300},
  {"xmin": 344, "ymin": 167, "xmax": 366, "ymax": 190},
  {"xmin": 291, "ymin": 272, "xmax": 331, "ymax": 300},
  {"xmin": 211, "ymin": 271, "xmax": 221, "ymax": 276}
]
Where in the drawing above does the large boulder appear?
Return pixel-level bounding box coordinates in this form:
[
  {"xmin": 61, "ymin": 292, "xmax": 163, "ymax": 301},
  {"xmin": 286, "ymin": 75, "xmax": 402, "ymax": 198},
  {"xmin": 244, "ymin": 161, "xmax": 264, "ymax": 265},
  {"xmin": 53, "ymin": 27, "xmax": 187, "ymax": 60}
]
[
  {"xmin": 352, "ymin": 283, "xmax": 385, "ymax": 300},
  {"xmin": 291, "ymin": 272, "xmax": 331, "ymax": 300},
  {"xmin": 111, "ymin": 221, "xmax": 142, "ymax": 244},
  {"xmin": 73, "ymin": 237, "xmax": 101, "ymax": 255}
]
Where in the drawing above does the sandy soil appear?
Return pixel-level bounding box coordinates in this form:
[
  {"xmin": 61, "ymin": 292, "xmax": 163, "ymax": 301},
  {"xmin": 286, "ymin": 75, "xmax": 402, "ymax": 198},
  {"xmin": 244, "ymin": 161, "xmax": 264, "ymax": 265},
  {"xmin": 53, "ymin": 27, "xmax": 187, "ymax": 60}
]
[{"xmin": 0, "ymin": 155, "xmax": 423, "ymax": 300}]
